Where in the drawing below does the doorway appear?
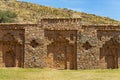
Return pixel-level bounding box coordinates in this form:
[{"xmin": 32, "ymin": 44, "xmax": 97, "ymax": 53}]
[
  {"xmin": 100, "ymin": 38, "xmax": 118, "ymax": 69},
  {"xmin": 5, "ymin": 50, "xmax": 15, "ymax": 67},
  {"xmin": 45, "ymin": 30, "xmax": 77, "ymax": 69},
  {"xmin": 47, "ymin": 41, "xmax": 76, "ymax": 69},
  {"xmin": 2, "ymin": 33, "xmax": 24, "ymax": 67}
]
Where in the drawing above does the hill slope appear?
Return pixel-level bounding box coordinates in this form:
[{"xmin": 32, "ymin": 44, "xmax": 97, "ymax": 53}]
[{"xmin": 0, "ymin": 0, "xmax": 119, "ymax": 24}]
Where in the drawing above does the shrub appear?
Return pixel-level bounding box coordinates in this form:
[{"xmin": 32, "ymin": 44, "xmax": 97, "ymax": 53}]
[{"xmin": 0, "ymin": 10, "xmax": 17, "ymax": 23}]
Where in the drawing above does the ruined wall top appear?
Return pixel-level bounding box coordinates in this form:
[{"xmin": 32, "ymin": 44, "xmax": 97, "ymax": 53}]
[
  {"xmin": 39, "ymin": 18, "xmax": 82, "ymax": 30},
  {"xmin": 0, "ymin": 18, "xmax": 120, "ymax": 30},
  {"xmin": 0, "ymin": 23, "xmax": 37, "ymax": 29},
  {"xmin": 82, "ymin": 24, "xmax": 120, "ymax": 30},
  {"xmin": 39, "ymin": 18, "xmax": 120, "ymax": 30},
  {"xmin": 40, "ymin": 18, "xmax": 81, "ymax": 24}
]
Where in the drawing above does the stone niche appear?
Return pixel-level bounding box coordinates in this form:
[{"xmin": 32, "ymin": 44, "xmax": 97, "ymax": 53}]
[
  {"xmin": 44, "ymin": 30, "xmax": 77, "ymax": 69},
  {"xmin": 30, "ymin": 39, "xmax": 39, "ymax": 48},
  {"xmin": 82, "ymin": 41, "xmax": 92, "ymax": 50},
  {"xmin": 98, "ymin": 30, "xmax": 120, "ymax": 69},
  {"xmin": 0, "ymin": 29, "xmax": 25, "ymax": 67}
]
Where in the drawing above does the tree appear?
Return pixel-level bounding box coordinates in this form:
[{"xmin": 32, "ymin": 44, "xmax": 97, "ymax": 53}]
[{"xmin": 0, "ymin": 10, "xmax": 17, "ymax": 23}]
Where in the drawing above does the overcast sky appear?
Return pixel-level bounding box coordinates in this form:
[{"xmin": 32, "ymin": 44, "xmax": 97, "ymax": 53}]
[{"xmin": 20, "ymin": 0, "xmax": 120, "ymax": 21}]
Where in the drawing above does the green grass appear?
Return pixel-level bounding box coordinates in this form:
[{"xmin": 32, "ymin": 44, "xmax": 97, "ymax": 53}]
[{"xmin": 0, "ymin": 68, "xmax": 120, "ymax": 80}]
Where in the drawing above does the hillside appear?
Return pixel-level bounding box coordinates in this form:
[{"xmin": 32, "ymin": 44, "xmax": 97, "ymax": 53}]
[{"xmin": 0, "ymin": 0, "xmax": 120, "ymax": 24}]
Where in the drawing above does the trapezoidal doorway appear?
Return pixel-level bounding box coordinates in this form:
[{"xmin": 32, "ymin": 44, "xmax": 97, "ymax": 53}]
[
  {"xmin": 2, "ymin": 33, "xmax": 24, "ymax": 67},
  {"xmin": 45, "ymin": 30, "xmax": 77, "ymax": 70},
  {"xmin": 47, "ymin": 41, "xmax": 76, "ymax": 69},
  {"xmin": 4, "ymin": 49, "xmax": 15, "ymax": 67},
  {"xmin": 100, "ymin": 38, "xmax": 119, "ymax": 69}
]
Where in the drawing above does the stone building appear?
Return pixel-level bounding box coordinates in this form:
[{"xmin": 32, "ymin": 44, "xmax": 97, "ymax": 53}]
[{"xmin": 0, "ymin": 18, "xmax": 120, "ymax": 69}]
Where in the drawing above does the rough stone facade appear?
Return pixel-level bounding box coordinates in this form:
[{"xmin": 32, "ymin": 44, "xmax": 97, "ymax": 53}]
[{"xmin": 0, "ymin": 18, "xmax": 120, "ymax": 69}]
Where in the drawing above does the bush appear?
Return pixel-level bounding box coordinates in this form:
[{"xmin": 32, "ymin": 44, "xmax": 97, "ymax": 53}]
[{"xmin": 0, "ymin": 10, "xmax": 17, "ymax": 23}]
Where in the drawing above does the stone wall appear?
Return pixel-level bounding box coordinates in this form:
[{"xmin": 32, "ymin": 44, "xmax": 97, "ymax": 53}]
[
  {"xmin": 0, "ymin": 24, "xmax": 45, "ymax": 68},
  {"xmin": 0, "ymin": 24, "xmax": 25, "ymax": 67},
  {"xmin": 77, "ymin": 26, "xmax": 99, "ymax": 69},
  {"xmin": 41, "ymin": 18, "xmax": 81, "ymax": 69},
  {"xmin": 24, "ymin": 24, "xmax": 44, "ymax": 68},
  {"xmin": 79, "ymin": 25, "xmax": 120, "ymax": 69},
  {"xmin": 44, "ymin": 30, "xmax": 77, "ymax": 69},
  {"xmin": 41, "ymin": 18, "xmax": 100, "ymax": 69},
  {"xmin": 41, "ymin": 18, "xmax": 120, "ymax": 69},
  {"xmin": 0, "ymin": 19, "xmax": 120, "ymax": 69}
]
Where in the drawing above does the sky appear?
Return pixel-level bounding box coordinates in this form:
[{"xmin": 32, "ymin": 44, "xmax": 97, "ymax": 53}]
[{"xmin": 20, "ymin": 0, "xmax": 120, "ymax": 21}]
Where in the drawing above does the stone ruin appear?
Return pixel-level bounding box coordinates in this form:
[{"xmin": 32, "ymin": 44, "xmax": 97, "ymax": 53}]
[{"xmin": 0, "ymin": 18, "xmax": 120, "ymax": 69}]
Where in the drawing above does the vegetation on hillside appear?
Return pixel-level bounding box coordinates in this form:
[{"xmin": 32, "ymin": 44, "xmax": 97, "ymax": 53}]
[
  {"xmin": 0, "ymin": 0, "xmax": 119, "ymax": 24},
  {"xmin": 0, "ymin": 10, "xmax": 17, "ymax": 23}
]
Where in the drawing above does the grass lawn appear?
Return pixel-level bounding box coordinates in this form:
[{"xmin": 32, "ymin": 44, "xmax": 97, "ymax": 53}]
[{"xmin": 0, "ymin": 68, "xmax": 120, "ymax": 80}]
